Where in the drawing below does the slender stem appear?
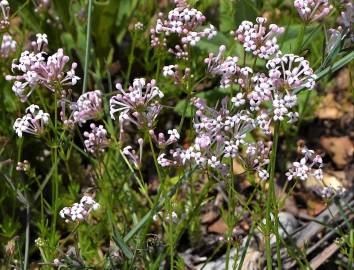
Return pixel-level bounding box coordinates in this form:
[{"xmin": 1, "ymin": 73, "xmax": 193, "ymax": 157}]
[
  {"xmin": 125, "ymin": 32, "xmax": 137, "ymax": 88},
  {"xmin": 82, "ymin": 0, "xmax": 93, "ymax": 94},
  {"xmin": 265, "ymin": 121, "xmax": 280, "ymax": 270},
  {"xmin": 24, "ymin": 204, "xmax": 30, "ymax": 270}
]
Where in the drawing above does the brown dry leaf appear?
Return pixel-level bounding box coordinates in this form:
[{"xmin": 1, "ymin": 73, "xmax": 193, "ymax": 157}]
[
  {"xmin": 233, "ymin": 160, "xmax": 246, "ymax": 175},
  {"xmin": 320, "ymin": 136, "xmax": 354, "ymax": 168},
  {"xmin": 316, "ymin": 93, "xmax": 343, "ymax": 120},
  {"xmin": 207, "ymin": 218, "xmax": 228, "ymax": 234},
  {"xmin": 201, "ymin": 210, "xmax": 219, "ymax": 224}
]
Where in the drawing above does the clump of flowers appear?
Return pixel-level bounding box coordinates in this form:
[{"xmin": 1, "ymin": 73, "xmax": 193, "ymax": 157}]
[
  {"xmin": 83, "ymin": 124, "xmax": 109, "ymax": 155},
  {"xmin": 149, "ymin": 129, "xmax": 180, "ymax": 149},
  {"xmin": 151, "ymin": 0, "xmax": 216, "ymax": 58},
  {"xmin": 1, "ymin": 33, "xmax": 16, "ymax": 59},
  {"xmin": 16, "ymin": 160, "xmax": 30, "ymax": 172},
  {"xmin": 157, "ymin": 97, "xmax": 272, "ymax": 179},
  {"xmin": 110, "ymin": 78, "xmax": 164, "ymax": 131},
  {"xmin": 205, "ymin": 45, "xmax": 241, "ymax": 88},
  {"xmin": 246, "ymin": 54, "xmax": 316, "ymax": 122},
  {"xmin": 232, "ymin": 17, "xmax": 285, "ymax": 59},
  {"xmin": 6, "ymin": 35, "xmax": 80, "ymax": 101},
  {"xmin": 13, "ymin": 104, "xmax": 50, "ymax": 137},
  {"xmin": 286, "ymin": 147, "xmax": 323, "ymax": 181},
  {"xmin": 59, "ymin": 195, "xmax": 100, "ymax": 223},
  {"xmin": 0, "ymin": 0, "xmax": 10, "ymax": 29},
  {"xmin": 72, "ymin": 90, "xmax": 102, "ymax": 123},
  {"xmin": 294, "ymin": 0, "xmax": 333, "ymax": 22}
]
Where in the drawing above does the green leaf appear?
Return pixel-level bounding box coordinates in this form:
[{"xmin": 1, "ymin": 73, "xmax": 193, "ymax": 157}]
[{"xmin": 112, "ymin": 225, "xmax": 134, "ymax": 259}]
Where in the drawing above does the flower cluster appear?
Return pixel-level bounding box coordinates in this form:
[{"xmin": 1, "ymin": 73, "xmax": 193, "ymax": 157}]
[
  {"xmin": 205, "ymin": 45, "xmax": 241, "ymax": 88},
  {"xmin": 153, "ymin": 210, "xmax": 178, "ymax": 224},
  {"xmin": 206, "ymin": 49, "xmax": 316, "ymax": 123},
  {"xmin": 232, "ymin": 17, "xmax": 284, "ymax": 59},
  {"xmin": 59, "ymin": 195, "xmax": 100, "ymax": 223},
  {"xmin": 0, "ymin": 0, "xmax": 10, "ymax": 29},
  {"xmin": 110, "ymin": 78, "xmax": 164, "ymax": 130},
  {"xmin": 16, "ymin": 160, "xmax": 30, "ymax": 172},
  {"xmin": 158, "ymin": 97, "xmax": 271, "ymax": 178},
  {"xmin": 266, "ymin": 54, "xmax": 316, "ymax": 90},
  {"xmin": 151, "ymin": 0, "xmax": 216, "ymax": 57},
  {"xmin": 83, "ymin": 124, "xmax": 109, "ymax": 156},
  {"xmin": 1, "ymin": 33, "xmax": 16, "ymax": 59},
  {"xmin": 72, "ymin": 90, "xmax": 102, "ymax": 124},
  {"xmin": 6, "ymin": 35, "xmax": 79, "ymax": 101},
  {"xmin": 286, "ymin": 147, "xmax": 323, "ymax": 181},
  {"xmin": 13, "ymin": 104, "xmax": 50, "ymax": 137},
  {"xmin": 317, "ymin": 186, "xmax": 346, "ymax": 198},
  {"xmin": 294, "ymin": 0, "xmax": 333, "ymax": 22},
  {"xmin": 162, "ymin": 64, "xmax": 190, "ymax": 84},
  {"xmin": 149, "ymin": 129, "xmax": 180, "ymax": 149}
]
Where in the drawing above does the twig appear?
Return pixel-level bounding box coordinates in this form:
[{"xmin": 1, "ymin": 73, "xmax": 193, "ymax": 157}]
[{"xmin": 310, "ymin": 242, "xmax": 341, "ymax": 269}]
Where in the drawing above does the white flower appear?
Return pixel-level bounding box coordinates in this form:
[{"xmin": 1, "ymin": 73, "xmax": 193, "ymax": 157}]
[{"xmin": 13, "ymin": 104, "xmax": 50, "ymax": 137}]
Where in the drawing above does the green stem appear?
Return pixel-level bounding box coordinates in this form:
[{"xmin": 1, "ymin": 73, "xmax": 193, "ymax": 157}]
[
  {"xmin": 24, "ymin": 203, "xmax": 30, "ymax": 270},
  {"xmin": 265, "ymin": 121, "xmax": 280, "ymax": 270},
  {"xmin": 125, "ymin": 32, "xmax": 137, "ymax": 88},
  {"xmin": 82, "ymin": 0, "xmax": 93, "ymax": 94}
]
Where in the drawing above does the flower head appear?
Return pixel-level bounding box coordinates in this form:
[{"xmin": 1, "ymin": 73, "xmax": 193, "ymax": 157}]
[
  {"xmin": 83, "ymin": 123, "xmax": 109, "ymax": 155},
  {"xmin": 266, "ymin": 54, "xmax": 316, "ymax": 90},
  {"xmin": 286, "ymin": 146, "xmax": 323, "ymax": 181},
  {"xmin": 72, "ymin": 90, "xmax": 102, "ymax": 123},
  {"xmin": 294, "ymin": 0, "xmax": 333, "ymax": 22},
  {"xmin": 6, "ymin": 38, "xmax": 79, "ymax": 101},
  {"xmin": 13, "ymin": 104, "xmax": 50, "ymax": 137},
  {"xmin": 59, "ymin": 195, "xmax": 100, "ymax": 223},
  {"xmin": 1, "ymin": 33, "xmax": 16, "ymax": 59},
  {"xmin": 233, "ymin": 17, "xmax": 284, "ymax": 59},
  {"xmin": 110, "ymin": 78, "xmax": 163, "ymax": 129}
]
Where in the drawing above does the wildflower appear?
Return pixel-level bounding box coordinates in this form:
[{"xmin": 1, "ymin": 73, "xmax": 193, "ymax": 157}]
[
  {"xmin": 317, "ymin": 186, "xmax": 346, "ymax": 198},
  {"xmin": 13, "ymin": 104, "xmax": 50, "ymax": 137},
  {"xmin": 294, "ymin": 0, "xmax": 333, "ymax": 22},
  {"xmin": 33, "ymin": 33, "xmax": 48, "ymax": 51},
  {"xmin": 151, "ymin": 0, "xmax": 216, "ymax": 57},
  {"xmin": 232, "ymin": 17, "xmax": 284, "ymax": 59},
  {"xmin": 231, "ymin": 93, "xmax": 246, "ymax": 107},
  {"xmin": 83, "ymin": 124, "xmax": 109, "ymax": 155},
  {"xmin": 6, "ymin": 42, "xmax": 80, "ymax": 101},
  {"xmin": 72, "ymin": 90, "xmax": 102, "ymax": 123},
  {"xmin": 267, "ymin": 54, "xmax": 316, "ymax": 90},
  {"xmin": 149, "ymin": 128, "xmax": 180, "ymax": 149},
  {"xmin": 16, "ymin": 160, "xmax": 30, "ymax": 171},
  {"xmin": 122, "ymin": 138, "xmax": 144, "ymax": 169},
  {"xmin": 153, "ymin": 210, "xmax": 178, "ymax": 224},
  {"xmin": 59, "ymin": 195, "xmax": 100, "ymax": 223},
  {"xmin": 0, "ymin": 0, "xmax": 10, "ymax": 29},
  {"xmin": 205, "ymin": 45, "xmax": 240, "ymax": 88},
  {"xmin": 1, "ymin": 33, "xmax": 16, "ymax": 59},
  {"xmin": 163, "ymin": 64, "xmax": 190, "ymax": 84},
  {"xmin": 109, "ymin": 78, "xmax": 164, "ymax": 129},
  {"xmin": 134, "ymin": 21, "xmax": 144, "ymax": 30},
  {"xmin": 286, "ymin": 146, "xmax": 323, "ymax": 181}
]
